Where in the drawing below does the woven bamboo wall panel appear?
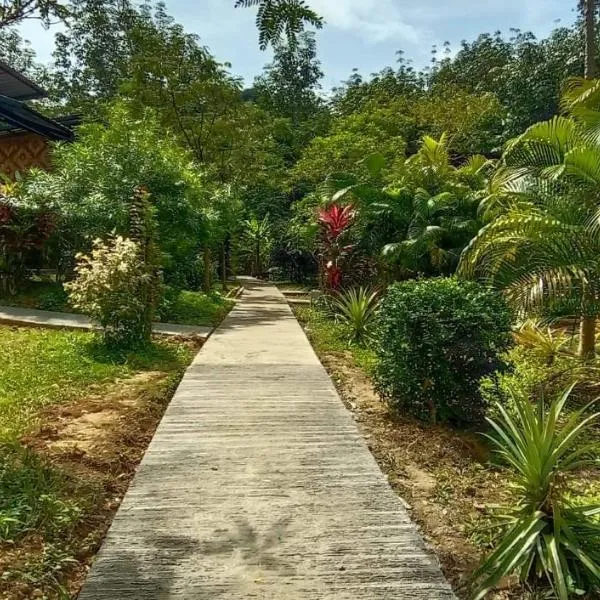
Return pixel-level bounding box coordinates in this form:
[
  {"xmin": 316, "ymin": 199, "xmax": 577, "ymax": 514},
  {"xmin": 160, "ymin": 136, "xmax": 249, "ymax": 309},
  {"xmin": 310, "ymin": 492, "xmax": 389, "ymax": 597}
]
[{"xmin": 0, "ymin": 132, "xmax": 51, "ymax": 178}]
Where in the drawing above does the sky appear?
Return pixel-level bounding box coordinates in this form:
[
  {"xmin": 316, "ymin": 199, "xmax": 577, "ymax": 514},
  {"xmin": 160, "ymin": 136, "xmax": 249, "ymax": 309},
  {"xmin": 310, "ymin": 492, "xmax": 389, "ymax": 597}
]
[{"xmin": 18, "ymin": 0, "xmax": 579, "ymax": 89}]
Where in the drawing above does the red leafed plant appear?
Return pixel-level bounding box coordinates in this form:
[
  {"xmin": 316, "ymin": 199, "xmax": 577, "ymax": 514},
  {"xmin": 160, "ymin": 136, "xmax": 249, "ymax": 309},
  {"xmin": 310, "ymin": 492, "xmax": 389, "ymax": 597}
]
[
  {"xmin": 0, "ymin": 185, "xmax": 57, "ymax": 294},
  {"xmin": 318, "ymin": 204, "xmax": 355, "ymax": 241},
  {"xmin": 318, "ymin": 203, "xmax": 355, "ymax": 290}
]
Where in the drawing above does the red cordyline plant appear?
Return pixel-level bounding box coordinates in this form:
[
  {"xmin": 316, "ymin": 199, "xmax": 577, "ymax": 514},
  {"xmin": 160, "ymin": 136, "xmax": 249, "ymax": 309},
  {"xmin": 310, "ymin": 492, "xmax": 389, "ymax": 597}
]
[
  {"xmin": 318, "ymin": 203, "xmax": 355, "ymax": 290},
  {"xmin": 0, "ymin": 192, "xmax": 57, "ymax": 294}
]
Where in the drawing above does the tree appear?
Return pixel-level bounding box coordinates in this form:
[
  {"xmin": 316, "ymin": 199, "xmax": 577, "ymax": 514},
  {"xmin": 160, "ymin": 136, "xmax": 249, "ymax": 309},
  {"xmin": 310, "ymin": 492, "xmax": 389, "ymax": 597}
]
[
  {"xmin": 22, "ymin": 102, "xmax": 209, "ymax": 288},
  {"xmin": 52, "ymin": 2, "xmax": 282, "ymax": 187},
  {"xmin": 291, "ymin": 107, "xmax": 410, "ymax": 186},
  {"xmin": 582, "ymin": 0, "xmax": 598, "ymax": 78},
  {"xmin": 376, "ymin": 135, "xmax": 487, "ymax": 276},
  {"xmin": 0, "ymin": 0, "xmax": 68, "ymax": 28},
  {"xmin": 243, "ymin": 215, "xmax": 271, "ymax": 277},
  {"xmin": 50, "ymin": 0, "xmax": 142, "ymax": 110},
  {"xmin": 234, "ymin": 0, "xmax": 322, "ymax": 50},
  {"xmin": 254, "ymin": 32, "xmax": 323, "ymax": 126},
  {"xmin": 459, "ymin": 83, "xmax": 600, "ymax": 360},
  {"xmin": 0, "ymin": 28, "xmax": 41, "ymax": 75}
]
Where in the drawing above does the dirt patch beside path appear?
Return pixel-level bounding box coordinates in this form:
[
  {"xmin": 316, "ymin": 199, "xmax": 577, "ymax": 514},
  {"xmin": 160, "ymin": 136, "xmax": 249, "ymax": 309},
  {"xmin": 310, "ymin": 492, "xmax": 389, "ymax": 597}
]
[{"xmin": 0, "ymin": 344, "xmax": 199, "ymax": 600}]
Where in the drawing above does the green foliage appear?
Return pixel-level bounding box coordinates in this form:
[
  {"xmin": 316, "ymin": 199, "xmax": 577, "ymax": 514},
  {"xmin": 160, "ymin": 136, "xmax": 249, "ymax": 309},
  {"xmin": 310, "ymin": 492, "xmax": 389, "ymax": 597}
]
[
  {"xmin": 253, "ymin": 32, "xmax": 323, "ymax": 126},
  {"xmin": 513, "ymin": 320, "xmax": 573, "ymax": 365},
  {"xmin": 235, "ymin": 0, "xmax": 323, "ymax": 50},
  {"xmin": 374, "ymin": 278, "xmax": 512, "ymax": 425},
  {"xmin": 459, "ymin": 83, "xmax": 600, "ymax": 359},
  {"xmin": 332, "ymin": 287, "xmax": 380, "ymax": 344},
  {"xmin": 0, "ymin": 27, "xmax": 44, "ymax": 77},
  {"xmin": 158, "ymin": 287, "xmax": 234, "ymax": 327},
  {"xmin": 0, "ymin": 181, "xmax": 57, "ymax": 294},
  {"xmin": 480, "ymin": 346, "xmax": 573, "ymax": 417},
  {"xmin": 0, "ymin": 444, "xmax": 82, "ymax": 543},
  {"xmin": 66, "ymin": 236, "xmax": 156, "ymax": 348},
  {"xmin": 0, "ymin": 280, "xmax": 69, "ymax": 311},
  {"xmin": 429, "ymin": 28, "xmax": 582, "ymax": 138},
  {"xmin": 381, "ymin": 134, "xmax": 486, "ymax": 275},
  {"xmin": 292, "ymin": 107, "xmax": 408, "ymax": 185},
  {"xmin": 242, "ymin": 214, "xmax": 272, "ymax": 276},
  {"xmin": 472, "ymin": 387, "xmax": 600, "ymax": 599},
  {"xmin": 23, "ymin": 102, "xmax": 207, "ymax": 287},
  {"xmin": 0, "ymin": 0, "xmax": 68, "ymax": 28}
]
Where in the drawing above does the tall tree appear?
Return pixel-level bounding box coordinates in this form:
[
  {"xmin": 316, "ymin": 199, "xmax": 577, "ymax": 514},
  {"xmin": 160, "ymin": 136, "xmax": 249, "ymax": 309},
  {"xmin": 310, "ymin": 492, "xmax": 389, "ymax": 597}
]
[
  {"xmin": 459, "ymin": 79, "xmax": 600, "ymax": 360},
  {"xmin": 0, "ymin": 0, "xmax": 67, "ymax": 28},
  {"xmin": 235, "ymin": 0, "xmax": 322, "ymax": 50},
  {"xmin": 582, "ymin": 0, "xmax": 598, "ymax": 78},
  {"xmin": 0, "ymin": 27, "xmax": 41, "ymax": 74},
  {"xmin": 254, "ymin": 31, "xmax": 323, "ymax": 126},
  {"xmin": 51, "ymin": 0, "xmax": 141, "ymax": 109}
]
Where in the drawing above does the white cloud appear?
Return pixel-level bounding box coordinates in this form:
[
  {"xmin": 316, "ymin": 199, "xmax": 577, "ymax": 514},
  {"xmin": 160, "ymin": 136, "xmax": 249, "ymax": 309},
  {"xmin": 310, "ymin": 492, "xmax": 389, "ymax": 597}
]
[{"xmin": 309, "ymin": 0, "xmax": 421, "ymax": 43}]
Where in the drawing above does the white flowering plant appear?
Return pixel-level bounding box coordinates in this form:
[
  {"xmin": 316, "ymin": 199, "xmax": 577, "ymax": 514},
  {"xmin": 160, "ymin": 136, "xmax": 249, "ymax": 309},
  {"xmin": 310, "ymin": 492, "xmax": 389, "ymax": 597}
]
[{"xmin": 66, "ymin": 236, "xmax": 153, "ymax": 347}]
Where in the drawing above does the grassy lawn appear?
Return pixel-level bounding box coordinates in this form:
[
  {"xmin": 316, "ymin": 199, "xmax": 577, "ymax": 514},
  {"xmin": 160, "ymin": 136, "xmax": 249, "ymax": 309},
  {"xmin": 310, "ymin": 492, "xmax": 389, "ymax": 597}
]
[
  {"xmin": 0, "ymin": 327, "xmax": 191, "ymax": 441},
  {"xmin": 158, "ymin": 289, "xmax": 235, "ymax": 327},
  {"xmin": 0, "ymin": 281, "xmax": 235, "ymax": 328},
  {"xmin": 0, "ymin": 326, "xmax": 196, "ymax": 599},
  {"xmin": 294, "ymin": 306, "xmax": 376, "ymax": 374}
]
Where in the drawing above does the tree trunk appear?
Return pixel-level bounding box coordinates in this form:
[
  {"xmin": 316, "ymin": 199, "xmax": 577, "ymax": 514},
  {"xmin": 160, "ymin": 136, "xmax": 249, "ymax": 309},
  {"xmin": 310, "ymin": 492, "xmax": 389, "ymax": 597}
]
[
  {"xmin": 221, "ymin": 244, "xmax": 228, "ymax": 292},
  {"xmin": 579, "ymin": 314, "xmax": 597, "ymax": 360},
  {"xmin": 203, "ymin": 248, "xmax": 212, "ymax": 294},
  {"xmin": 255, "ymin": 240, "xmax": 261, "ymax": 278},
  {"xmin": 585, "ymin": 0, "xmax": 598, "ymax": 79}
]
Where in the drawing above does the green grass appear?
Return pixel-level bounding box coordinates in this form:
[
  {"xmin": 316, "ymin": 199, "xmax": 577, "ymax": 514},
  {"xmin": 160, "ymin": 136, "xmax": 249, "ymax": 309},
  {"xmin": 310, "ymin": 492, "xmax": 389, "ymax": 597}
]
[
  {"xmin": 294, "ymin": 306, "xmax": 377, "ymax": 374},
  {"xmin": 0, "ymin": 326, "xmax": 192, "ymax": 441},
  {"xmin": 0, "ymin": 325, "xmax": 195, "ymax": 595},
  {"xmin": 158, "ymin": 289, "xmax": 235, "ymax": 327},
  {"xmin": 0, "ymin": 443, "xmax": 83, "ymax": 543}
]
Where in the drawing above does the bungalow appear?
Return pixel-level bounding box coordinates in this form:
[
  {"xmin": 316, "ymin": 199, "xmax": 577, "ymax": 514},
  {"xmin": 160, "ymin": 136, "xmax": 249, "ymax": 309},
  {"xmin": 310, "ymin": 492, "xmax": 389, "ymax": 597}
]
[{"xmin": 0, "ymin": 59, "xmax": 75, "ymax": 178}]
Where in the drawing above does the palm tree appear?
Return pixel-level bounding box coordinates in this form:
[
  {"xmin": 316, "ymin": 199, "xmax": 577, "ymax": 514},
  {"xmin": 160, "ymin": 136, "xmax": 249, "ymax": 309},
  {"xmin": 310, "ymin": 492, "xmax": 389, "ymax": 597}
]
[
  {"xmin": 459, "ymin": 90, "xmax": 600, "ymax": 360},
  {"xmin": 234, "ymin": 0, "xmax": 322, "ymax": 50},
  {"xmin": 381, "ymin": 135, "xmax": 489, "ymax": 275}
]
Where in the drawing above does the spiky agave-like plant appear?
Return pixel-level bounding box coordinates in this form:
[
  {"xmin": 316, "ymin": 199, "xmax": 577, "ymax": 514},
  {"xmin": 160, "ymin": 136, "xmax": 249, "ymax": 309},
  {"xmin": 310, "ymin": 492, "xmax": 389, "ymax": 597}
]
[
  {"xmin": 472, "ymin": 386, "xmax": 600, "ymax": 599},
  {"xmin": 332, "ymin": 287, "xmax": 380, "ymax": 344}
]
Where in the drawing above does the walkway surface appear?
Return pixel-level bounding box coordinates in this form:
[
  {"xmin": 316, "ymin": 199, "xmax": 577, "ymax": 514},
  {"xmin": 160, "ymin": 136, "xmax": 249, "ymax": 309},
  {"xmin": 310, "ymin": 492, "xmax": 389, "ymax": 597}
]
[
  {"xmin": 0, "ymin": 305, "xmax": 212, "ymax": 337},
  {"xmin": 78, "ymin": 279, "xmax": 455, "ymax": 599}
]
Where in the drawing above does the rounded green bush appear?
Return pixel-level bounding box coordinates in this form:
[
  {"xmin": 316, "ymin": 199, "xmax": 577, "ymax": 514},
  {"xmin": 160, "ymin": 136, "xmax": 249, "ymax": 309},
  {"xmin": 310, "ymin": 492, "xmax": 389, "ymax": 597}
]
[{"xmin": 374, "ymin": 277, "xmax": 512, "ymax": 425}]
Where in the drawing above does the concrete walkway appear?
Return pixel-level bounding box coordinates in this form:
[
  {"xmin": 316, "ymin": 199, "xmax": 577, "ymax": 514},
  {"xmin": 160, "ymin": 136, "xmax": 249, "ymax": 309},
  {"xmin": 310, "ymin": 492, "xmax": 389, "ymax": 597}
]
[
  {"xmin": 0, "ymin": 305, "xmax": 212, "ymax": 337},
  {"xmin": 78, "ymin": 279, "xmax": 455, "ymax": 599}
]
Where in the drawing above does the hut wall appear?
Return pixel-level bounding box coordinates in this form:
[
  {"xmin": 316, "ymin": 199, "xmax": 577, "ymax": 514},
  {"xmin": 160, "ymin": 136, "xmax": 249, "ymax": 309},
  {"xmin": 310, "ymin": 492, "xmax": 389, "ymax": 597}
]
[{"xmin": 0, "ymin": 131, "xmax": 50, "ymax": 178}]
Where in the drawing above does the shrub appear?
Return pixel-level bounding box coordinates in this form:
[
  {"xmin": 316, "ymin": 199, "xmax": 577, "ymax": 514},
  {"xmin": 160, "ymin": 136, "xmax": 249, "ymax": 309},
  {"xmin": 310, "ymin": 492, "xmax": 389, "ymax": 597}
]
[
  {"xmin": 480, "ymin": 345, "xmax": 574, "ymax": 416},
  {"xmin": 472, "ymin": 387, "xmax": 600, "ymax": 600},
  {"xmin": 0, "ymin": 188, "xmax": 56, "ymax": 294},
  {"xmin": 66, "ymin": 236, "xmax": 154, "ymax": 348},
  {"xmin": 374, "ymin": 277, "xmax": 511, "ymax": 425},
  {"xmin": 23, "ymin": 102, "xmax": 208, "ymax": 287},
  {"xmin": 333, "ymin": 287, "xmax": 380, "ymax": 344}
]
